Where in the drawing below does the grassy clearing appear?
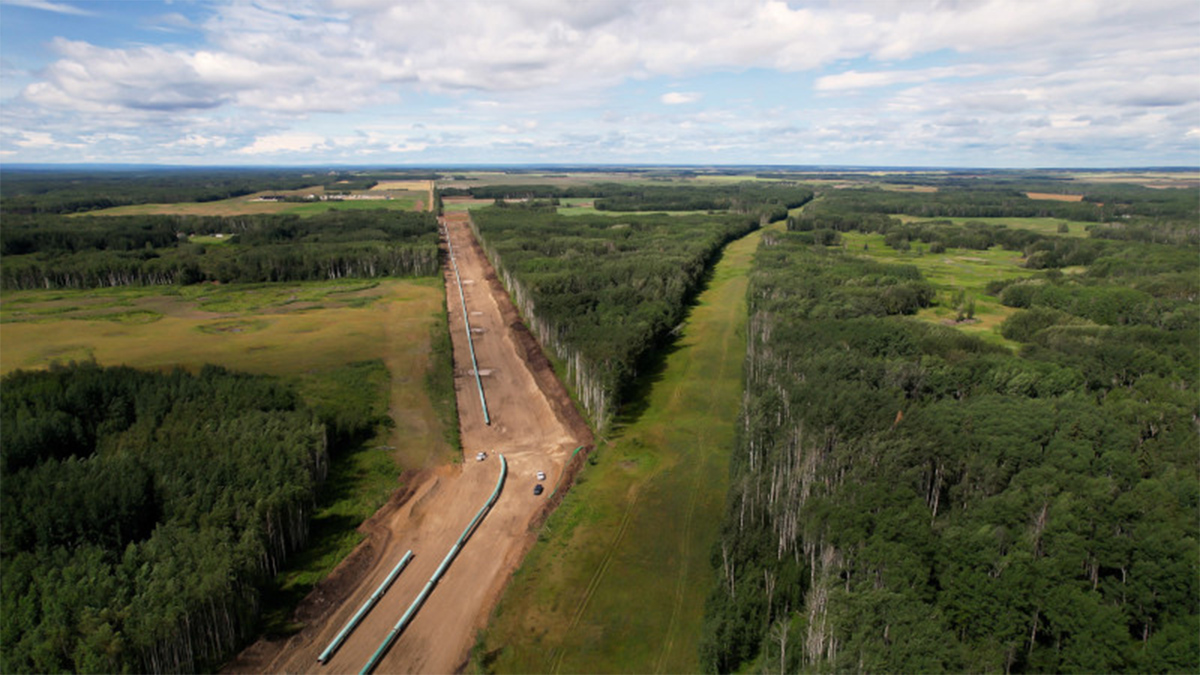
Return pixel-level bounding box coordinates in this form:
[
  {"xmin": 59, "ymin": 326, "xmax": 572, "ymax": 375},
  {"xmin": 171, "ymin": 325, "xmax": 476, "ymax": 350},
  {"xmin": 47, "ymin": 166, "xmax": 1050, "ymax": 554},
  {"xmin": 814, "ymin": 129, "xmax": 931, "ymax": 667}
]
[
  {"xmin": 282, "ymin": 199, "xmax": 416, "ymax": 216},
  {"xmin": 1, "ymin": 278, "xmax": 458, "ymax": 631},
  {"xmin": 475, "ymin": 222, "xmax": 774, "ymax": 674},
  {"xmin": 188, "ymin": 234, "xmax": 235, "ymax": 245},
  {"xmin": 841, "ymin": 231, "xmax": 1033, "ymax": 348},
  {"xmin": 442, "ymin": 198, "xmax": 494, "ymax": 212},
  {"xmin": 893, "ymin": 214, "xmax": 1094, "ymax": 238}
]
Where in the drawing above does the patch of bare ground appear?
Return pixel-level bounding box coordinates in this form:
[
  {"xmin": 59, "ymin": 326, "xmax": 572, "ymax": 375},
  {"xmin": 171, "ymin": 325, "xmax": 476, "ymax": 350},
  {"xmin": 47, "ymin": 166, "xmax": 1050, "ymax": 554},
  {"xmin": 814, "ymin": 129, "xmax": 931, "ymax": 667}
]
[{"xmin": 1025, "ymin": 192, "xmax": 1084, "ymax": 202}]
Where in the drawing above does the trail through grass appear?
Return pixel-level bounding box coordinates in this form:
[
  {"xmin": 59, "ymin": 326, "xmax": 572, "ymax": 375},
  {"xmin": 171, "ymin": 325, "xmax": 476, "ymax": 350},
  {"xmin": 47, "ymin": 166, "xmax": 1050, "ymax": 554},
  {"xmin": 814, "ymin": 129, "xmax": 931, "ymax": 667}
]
[{"xmin": 474, "ymin": 222, "xmax": 775, "ymax": 674}]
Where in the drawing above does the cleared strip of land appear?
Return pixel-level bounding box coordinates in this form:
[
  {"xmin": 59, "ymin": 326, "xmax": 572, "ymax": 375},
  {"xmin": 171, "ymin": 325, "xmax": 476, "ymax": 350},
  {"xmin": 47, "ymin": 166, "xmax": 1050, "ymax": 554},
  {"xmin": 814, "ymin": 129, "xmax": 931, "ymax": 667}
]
[{"xmin": 475, "ymin": 221, "xmax": 777, "ymax": 673}]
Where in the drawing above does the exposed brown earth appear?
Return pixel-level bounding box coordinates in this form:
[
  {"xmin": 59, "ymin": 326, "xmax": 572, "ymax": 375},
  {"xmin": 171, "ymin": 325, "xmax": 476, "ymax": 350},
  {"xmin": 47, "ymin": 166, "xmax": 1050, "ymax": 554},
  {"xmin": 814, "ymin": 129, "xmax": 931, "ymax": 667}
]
[
  {"xmin": 226, "ymin": 211, "xmax": 592, "ymax": 674},
  {"xmin": 1025, "ymin": 192, "xmax": 1084, "ymax": 202}
]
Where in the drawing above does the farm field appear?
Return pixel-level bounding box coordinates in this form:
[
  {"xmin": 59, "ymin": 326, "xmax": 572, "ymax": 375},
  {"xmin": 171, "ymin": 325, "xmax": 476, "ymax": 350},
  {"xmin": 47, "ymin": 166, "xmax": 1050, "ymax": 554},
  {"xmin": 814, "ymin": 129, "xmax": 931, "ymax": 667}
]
[
  {"xmin": 0, "ymin": 278, "xmax": 458, "ymax": 598},
  {"xmin": 474, "ymin": 220, "xmax": 775, "ymax": 673}
]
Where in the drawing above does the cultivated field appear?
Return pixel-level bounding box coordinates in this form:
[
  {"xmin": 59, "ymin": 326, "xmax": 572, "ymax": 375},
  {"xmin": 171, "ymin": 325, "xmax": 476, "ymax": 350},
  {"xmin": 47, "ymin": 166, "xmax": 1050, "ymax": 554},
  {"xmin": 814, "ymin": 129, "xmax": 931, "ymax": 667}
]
[{"xmin": 474, "ymin": 219, "xmax": 776, "ymax": 673}]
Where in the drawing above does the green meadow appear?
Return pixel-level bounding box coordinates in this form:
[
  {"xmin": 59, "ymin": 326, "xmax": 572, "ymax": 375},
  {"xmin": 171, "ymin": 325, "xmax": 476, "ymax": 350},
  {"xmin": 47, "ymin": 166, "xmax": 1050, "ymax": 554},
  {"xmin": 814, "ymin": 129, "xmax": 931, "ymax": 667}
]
[
  {"xmin": 893, "ymin": 214, "xmax": 1095, "ymax": 238},
  {"xmin": 475, "ymin": 221, "xmax": 774, "ymax": 674},
  {"xmin": 0, "ymin": 278, "xmax": 458, "ymax": 630},
  {"xmin": 840, "ymin": 230, "xmax": 1040, "ymax": 348}
]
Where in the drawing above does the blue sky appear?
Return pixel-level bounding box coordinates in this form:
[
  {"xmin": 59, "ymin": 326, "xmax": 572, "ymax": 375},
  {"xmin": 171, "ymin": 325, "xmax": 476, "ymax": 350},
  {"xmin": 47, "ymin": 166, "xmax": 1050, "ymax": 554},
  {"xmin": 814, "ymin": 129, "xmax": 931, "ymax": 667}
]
[{"xmin": 1, "ymin": 0, "xmax": 1197, "ymax": 167}]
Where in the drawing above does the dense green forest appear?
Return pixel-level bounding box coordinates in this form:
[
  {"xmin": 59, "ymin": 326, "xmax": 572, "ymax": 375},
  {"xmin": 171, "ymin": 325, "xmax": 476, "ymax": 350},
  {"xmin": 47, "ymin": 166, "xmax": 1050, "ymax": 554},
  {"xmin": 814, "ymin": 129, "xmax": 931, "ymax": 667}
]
[
  {"xmin": 701, "ymin": 215, "xmax": 1198, "ymax": 671},
  {"xmin": 0, "ymin": 169, "xmax": 327, "ymax": 215},
  {"xmin": 1, "ymin": 364, "xmax": 333, "ymax": 673},
  {"xmin": 470, "ymin": 192, "xmax": 803, "ymax": 428},
  {"xmin": 0, "ymin": 209, "xmax": 439, "ymax": 289},
  {"xmin": 795, "ymin": 183, "xmax": 1199, "ymax": 246},
  {"xmin": 444, "ymin": 181, "xmax": 812, "ymax": 217},
  {"xmin": 0, "ymin": 168, "xmax": 447, "ymax": 215}
]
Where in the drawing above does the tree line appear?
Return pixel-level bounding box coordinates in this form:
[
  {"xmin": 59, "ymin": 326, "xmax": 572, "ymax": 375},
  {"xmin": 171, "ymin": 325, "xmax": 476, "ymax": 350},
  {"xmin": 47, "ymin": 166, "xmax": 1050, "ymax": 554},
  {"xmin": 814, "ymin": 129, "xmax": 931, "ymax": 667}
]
[
  {"xmin": 0, "ymin": 169, "xmax": 376, "ymax": 215},
  {"xmin": 1, "ymin": 210, "xmax": 439, "ymax": 290},
  {"xmin": 1, "ymin": 363, "xmax": 331, "ymax": 673},
  {"xmin": 443, "ymin": 181, "xmax": 813, "ymax": 218},
  {"xmin": 701, "ymin": 222, "xmax": 1197, "ymax": 671},
  {"xmin": 792, "ymin": 182, "xmax": 1198, "ymax": 227}
]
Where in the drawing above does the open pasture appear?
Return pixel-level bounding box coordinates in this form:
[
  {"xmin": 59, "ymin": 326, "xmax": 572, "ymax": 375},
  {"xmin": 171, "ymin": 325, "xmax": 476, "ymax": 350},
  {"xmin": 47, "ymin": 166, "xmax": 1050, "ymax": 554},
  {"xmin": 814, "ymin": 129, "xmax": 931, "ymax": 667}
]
[
  {"xmin": 441, "ymin": 196, "xmax": 494, "ymax": 211},
  {"xmin": 0, "ymin": 278, "xmax": 452, "ymax": 465},
  {"xmin": 1063, "ymin": 170, "xmax": 1200, "ymax": 189}
]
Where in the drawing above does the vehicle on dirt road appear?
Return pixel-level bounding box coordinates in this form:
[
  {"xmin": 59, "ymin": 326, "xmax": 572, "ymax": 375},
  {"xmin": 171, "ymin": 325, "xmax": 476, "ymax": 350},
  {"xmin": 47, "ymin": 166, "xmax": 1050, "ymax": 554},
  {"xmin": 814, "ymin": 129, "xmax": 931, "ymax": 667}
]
[{"xmin": 533, "ymin": 484, "xmax": 544, "ymax": 496}]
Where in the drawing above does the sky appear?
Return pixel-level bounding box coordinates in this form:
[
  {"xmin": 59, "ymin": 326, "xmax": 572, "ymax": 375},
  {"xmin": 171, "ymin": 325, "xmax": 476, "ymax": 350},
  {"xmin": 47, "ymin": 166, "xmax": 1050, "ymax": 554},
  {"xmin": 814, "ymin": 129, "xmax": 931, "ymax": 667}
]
[{"xmin": 0, "ymin": 0, "xmax": 1197, "ymax": 167}]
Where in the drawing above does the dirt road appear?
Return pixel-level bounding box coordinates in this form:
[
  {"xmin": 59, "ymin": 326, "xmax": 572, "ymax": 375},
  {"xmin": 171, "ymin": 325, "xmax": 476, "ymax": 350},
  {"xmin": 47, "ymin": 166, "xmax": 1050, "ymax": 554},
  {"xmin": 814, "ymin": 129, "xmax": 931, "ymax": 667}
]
[{"xmin": 227, "ymin": 211, "xmax": 591, "ymax": 674}]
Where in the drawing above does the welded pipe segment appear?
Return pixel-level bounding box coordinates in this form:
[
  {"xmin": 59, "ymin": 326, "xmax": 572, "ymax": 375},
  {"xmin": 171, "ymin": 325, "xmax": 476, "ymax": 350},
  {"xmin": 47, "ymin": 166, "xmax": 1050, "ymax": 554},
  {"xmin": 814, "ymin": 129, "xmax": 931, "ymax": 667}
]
[{"xmin": 317, "ymin": 550, "xmax": 414, "ymax": 664}]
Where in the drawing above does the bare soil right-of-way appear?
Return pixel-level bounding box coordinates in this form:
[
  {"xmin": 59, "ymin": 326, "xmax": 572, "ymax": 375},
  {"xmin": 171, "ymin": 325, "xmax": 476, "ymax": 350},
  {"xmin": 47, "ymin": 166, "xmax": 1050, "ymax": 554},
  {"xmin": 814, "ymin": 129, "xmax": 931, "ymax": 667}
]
[{"xmin": 227, "ymin": 210, "xmax": 592, "ymax": 674}]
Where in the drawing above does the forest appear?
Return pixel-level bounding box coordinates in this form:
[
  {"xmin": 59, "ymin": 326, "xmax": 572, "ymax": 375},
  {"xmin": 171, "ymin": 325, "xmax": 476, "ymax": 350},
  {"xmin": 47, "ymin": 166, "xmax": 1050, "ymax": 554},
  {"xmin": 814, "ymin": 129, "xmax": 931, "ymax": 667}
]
[
  {"xmin": 701, "ymin": 199, "xmax": 1198, "ymax": 672},
  {"xmin": 0, "ymin": 168, "xmax": 442, "ymax": 215},
  {"xmin": 470, "ymin": 184, "xmax": 811, "ymax": 428},
  {"xmin": 0, "ymin": 209, "xmax": 439, "ymax": 289},
  {"xmin": 444, "ymin": 181, "xmax": 812, "ymax": 219},
  {"xmin": 1, "ymin": 364, "xmax": 333, "ymax": 673},
  {"xmin": 795, "ymin": 183, "xmax": 1199, "ymax": 246}
]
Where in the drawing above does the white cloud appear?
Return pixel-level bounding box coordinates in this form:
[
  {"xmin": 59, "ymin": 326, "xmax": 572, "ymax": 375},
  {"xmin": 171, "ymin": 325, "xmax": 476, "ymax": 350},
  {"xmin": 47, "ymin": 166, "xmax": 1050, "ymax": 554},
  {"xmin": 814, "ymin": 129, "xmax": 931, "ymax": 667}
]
[
  {"xmin": 3, "ymin": 0, "xmax": 92, "ymax": 16},
  {"xmin": 167, "ymin": 134, "xmax": 229, "ymax": 149},
  {"xmin": 10, "ymin": 130, "xmax": 84, "ymax": 149},
  {"xmin": 816, "ymin": 65, "xmax": 993, "ymax": 92},
  {"xmin": 237, "ymin": 132, "xmax": 328, "ymax": 154},
  {"xmin": 661, "ymin": 91, "xmax": 701, "ymax": 105},
  {"xmin": 4, "ymin": 0, "xmax": 1199, "ymax": 165}
]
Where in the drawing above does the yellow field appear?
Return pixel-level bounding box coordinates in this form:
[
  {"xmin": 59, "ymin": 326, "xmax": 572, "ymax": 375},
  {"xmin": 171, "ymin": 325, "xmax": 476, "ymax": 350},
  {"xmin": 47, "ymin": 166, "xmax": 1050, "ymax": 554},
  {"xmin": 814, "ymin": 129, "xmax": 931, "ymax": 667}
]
[
  {"xmin": 1026, "ymin": 192, "xmax": 1084, "ymax": 201},
  {"xmin": 370, "ymin": 180, "xmax": 433, "ymax": 191},
  {"xmin": 0, "ymin": 278, "xmax": 451, "ymax": 468}
]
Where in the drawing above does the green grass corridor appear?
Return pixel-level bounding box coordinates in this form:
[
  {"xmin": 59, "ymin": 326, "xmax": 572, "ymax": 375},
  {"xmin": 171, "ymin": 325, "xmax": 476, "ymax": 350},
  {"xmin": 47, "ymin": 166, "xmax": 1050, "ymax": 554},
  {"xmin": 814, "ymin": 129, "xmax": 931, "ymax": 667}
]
[{"xmin": 476, "ymin": 223, "xmax": 778, "ymax": 673}]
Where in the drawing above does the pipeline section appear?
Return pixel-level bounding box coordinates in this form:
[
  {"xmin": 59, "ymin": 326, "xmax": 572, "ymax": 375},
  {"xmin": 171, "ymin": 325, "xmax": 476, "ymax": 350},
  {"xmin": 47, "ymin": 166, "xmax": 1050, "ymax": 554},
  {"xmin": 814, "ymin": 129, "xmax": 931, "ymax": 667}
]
[
  {"xmin": 317, "ymin": 550, "xmax": 414, "ymax": 664},
  {"xmin": 443, "ymin": 220, "xmax": 491, "ymax": 425},
  {"xmin": 360, "ymin": 454, "xmax": 508, "ymax": 675}
]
